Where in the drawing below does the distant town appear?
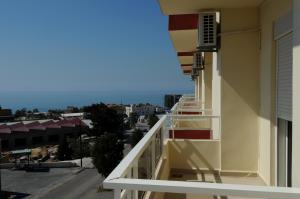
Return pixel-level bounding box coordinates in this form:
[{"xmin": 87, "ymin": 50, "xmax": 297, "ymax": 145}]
[{"xmin": 0, "ymin": 94, "xmax": 181, "ymax": 198}]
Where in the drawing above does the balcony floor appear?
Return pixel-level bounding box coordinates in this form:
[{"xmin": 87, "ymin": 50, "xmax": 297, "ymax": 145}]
[{"xmin": 164, "ymin": 169, "xmax": 265, "ymax": 199}]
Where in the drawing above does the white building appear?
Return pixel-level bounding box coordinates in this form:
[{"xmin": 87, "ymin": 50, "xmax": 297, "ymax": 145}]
[{"xmin": 125, "ymin": 104, "xmax": 156, "ymax": 117}]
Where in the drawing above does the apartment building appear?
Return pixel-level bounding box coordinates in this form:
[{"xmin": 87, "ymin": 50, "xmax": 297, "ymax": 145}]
[
  {"xmin": 104, "ymin": 0, "xmax": 300, "ymax": 198},
  {"xmin": 0, "ymin": 118, "xmax": 84, "ymax": 151},
  {"xmin": 126, "ymin": 104, "xmax": 156, "ymax": 117}
]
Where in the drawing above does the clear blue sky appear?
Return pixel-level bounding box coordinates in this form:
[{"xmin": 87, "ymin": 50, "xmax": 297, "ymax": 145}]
[{"xmin": 0, "ymin": 0, "xmax": 193, "ymax": 92}]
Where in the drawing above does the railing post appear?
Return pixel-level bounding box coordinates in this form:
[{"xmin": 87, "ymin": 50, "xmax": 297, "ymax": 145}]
[
  {"xmin": 151, "ymin": 137, "xmax": 156, "ymax": 179},
  {"xmin": 127, "ymin": 168, "xmax": 132, "ymax": 199},
  {"xmin": 133, "ymin": 161, "xmax": 138, "ymax": 199},
  {"xmin": 114, "ymin": 189, "xmax": 121, "ymax": 199}
]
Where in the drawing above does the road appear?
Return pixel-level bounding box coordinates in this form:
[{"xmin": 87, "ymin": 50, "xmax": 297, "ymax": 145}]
[
  {"xmin": 37, "ymin": 169, "xmax": 113, "ymax": 199},
  {"xmin": 2, "ymin": 167, "xmax": 81, "ymax": 197}
]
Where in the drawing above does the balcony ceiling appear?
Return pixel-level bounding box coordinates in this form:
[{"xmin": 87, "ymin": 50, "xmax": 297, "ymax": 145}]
[
  {"xmin": 159, "ymin": 0, "xmax": 264, "ymax": 15},
  {"xmin": 170, "ymin": 30, "xmax": 197, "ymax": 53}
]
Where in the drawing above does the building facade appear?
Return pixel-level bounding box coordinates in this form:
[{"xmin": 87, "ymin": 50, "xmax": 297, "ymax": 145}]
[
  {"xmin": 0, "ymin": 118, "xmax": 84, "ymax": 151},
  {"xmin": 125, "ymin": 104, "xmax": 156, "ymax": 117},
  {"xmin": 104, "ymin": 0, "xmax": 300, "ymax": 198}
]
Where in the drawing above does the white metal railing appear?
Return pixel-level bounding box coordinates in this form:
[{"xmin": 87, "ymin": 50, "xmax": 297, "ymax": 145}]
[
  {"xmin": 105, "ymin": 114, "xmax": 170, "ymax": 199},
  {"xmin": 104, "ymin": 101, "xmax": 300, "ymax": 199}
]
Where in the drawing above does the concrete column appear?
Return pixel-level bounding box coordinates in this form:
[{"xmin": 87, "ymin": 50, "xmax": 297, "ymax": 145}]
[
  {"xmin": 201, "ymin": 70, "xmax": 205, "ymax": 109},
  {"xmin": 194, "ymin": 77, "xmax": 198, "ymax": 101},
  {"xmin": 212, "ymin": 52, "xmax": 221, "ymax": 139},
  {"xmin": 197, "ymin": 75, "xmax": 201, "ymax": 102},
  {"xmin": 292, "ymin": 0, "xmax": 300, "ymax": 187}
]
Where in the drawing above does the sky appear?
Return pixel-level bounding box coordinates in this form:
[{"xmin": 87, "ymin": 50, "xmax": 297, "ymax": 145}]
[{"xmin": 0, "ymin": 0, "xmax": 193, "ymax": 93}]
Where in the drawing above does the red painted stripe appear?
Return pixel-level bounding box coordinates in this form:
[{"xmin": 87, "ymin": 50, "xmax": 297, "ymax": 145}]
[
  {"xmin": 169, "ymin": 130, "xmax": 211, "ymax": 139},
  {"xmin": 178, "ymin": 111, "xmax": 202, "ymax": 115},
  {"xmin": 169, "ymin": 14, "xmax": 198, "ymax": 31},
  {"xmin": 183, "ymin": 70, "xmax": 192, "ymax": 74},
  {"xmin": 177, "ymin": 52, "xmax": 194, "ymax": 56},
  {"xmin": 181, "ymin": 64, "xmax": 193, "ymax": 67}
]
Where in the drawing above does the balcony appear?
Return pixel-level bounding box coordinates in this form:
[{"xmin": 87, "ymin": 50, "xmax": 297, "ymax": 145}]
[{"xmin": 104, "ymin": 96, "xmax": 300, "ymax": 199}]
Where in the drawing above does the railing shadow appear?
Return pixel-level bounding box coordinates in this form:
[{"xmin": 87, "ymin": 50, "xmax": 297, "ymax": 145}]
[{"xmin": 171, "ymin": 139, "xmax": 227, "ymax": 199}]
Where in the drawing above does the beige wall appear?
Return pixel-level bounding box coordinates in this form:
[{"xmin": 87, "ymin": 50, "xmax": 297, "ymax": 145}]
[
  {"xmin": 292, "ymin": 0, "xmax": 300, "ymax": 187},
  {"xmin": 168, "ymin": 140, "xmax": 221, "ymax": 170},
  {"xmin": 220, "ymin": 8, "xmax": 260, "ymax": 172},
  {"xmin": 175, "ymin": 120, "xmax": 211, "ymax": 129},
  {"xmin": 259, "ymin": 0, "xmax": 292, "ymax": 185}
]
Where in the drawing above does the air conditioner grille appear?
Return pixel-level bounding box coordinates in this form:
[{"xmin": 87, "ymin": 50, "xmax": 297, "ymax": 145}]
[
  {"xmin": 193, "ymin": 52, "xmax": 204, "ymax": 70},
  {"xmin": 198, "ymin": 12, "xmax": 218, "ymax": 51},
  {"xmin": 203, "ymin": 15, "xmax": 215, "ymax": 45}
]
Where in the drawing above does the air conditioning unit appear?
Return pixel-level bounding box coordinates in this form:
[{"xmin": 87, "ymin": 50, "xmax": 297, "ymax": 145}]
[
  {"xmin": 198, "ymin": 12, "xmax": 218, "ymax": 52},
  {"xmin": 193, "ymin": 51, "xmax": 204, "ymax": 70}
]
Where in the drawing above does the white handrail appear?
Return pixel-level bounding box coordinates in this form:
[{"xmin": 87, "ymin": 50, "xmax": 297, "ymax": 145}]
[{"xmin": 104, "ymin": 178, "xmax": 300, "ymax": 199}]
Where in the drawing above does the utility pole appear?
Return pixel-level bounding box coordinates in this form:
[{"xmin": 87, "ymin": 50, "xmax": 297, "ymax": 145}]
[
  {"xmin": 0, "ymin": 138, "xmax": 2, "ymax": 196},
  {"xmin": 79, "ymin": 122, "xmax": 82, "ymax": 168}
]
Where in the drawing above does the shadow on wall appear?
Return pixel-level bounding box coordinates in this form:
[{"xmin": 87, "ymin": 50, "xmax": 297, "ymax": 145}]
[
  {"xmin": 170, "ymin": 140, "xmax": 228, "ymax": 199},
  {"xmin": 171, "ymin": 140, "xmax": 218, "ymax": 178}
]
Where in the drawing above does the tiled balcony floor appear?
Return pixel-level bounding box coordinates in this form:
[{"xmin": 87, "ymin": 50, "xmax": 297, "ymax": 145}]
[{"xmin": 164, "ymin": 169, "xmax": 266, "ymax": 199}]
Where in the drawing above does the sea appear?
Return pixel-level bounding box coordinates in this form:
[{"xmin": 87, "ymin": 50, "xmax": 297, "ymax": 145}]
[{"xmin": 0, "ymin": 90, "xmax": 192, "ymax": 112}]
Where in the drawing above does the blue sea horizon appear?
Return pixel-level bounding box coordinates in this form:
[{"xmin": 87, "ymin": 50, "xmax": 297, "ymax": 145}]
[{"xmin": 0, "ymin": 90, "xmax": 192, "ymax": 112}]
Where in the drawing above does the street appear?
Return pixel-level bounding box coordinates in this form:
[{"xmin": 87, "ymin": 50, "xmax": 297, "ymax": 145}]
[
  {"xmin": 2, "ymin": 168, "xmax": 113, "ymax": 199},
  {"xmin": 36, "ymin": 169, "xmax": 113, "ymax": 199}
]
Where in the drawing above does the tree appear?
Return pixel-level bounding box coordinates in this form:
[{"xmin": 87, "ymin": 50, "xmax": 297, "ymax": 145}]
[
  {"xmin": 129, "ymin": 112, "xmax": 138, "ymax": 128},
  {"xmin": 92, "ymin": 133, "xmax": 124, "ymax": 177},
  {"xmin": 148, "ymin": 114, "xmax": 159, "ymax": 128},
  {"xmin": 70, "ymin": 138, "xmax": 90, "ymax": 159},
  {"xmin": 32, "ymin": 108, "xmax": 39, "ymax": 113},
  {"xmin": 15, "ymin": 108, "xmax": 27, "ymax": 118},
  {"xmin": 57, "ymin": 138, "xmax": 72, "ymax": 161},
  {"xmin": 84, "ymin": 103, "xmax": 124, "ymax": 138},
  {"xmin": 84, "ymin": 103, "xmax": 125, "ymax": 177},
  {"xmin": 131, "ymin": 129, "xmax": 144, "ymax": 147}
]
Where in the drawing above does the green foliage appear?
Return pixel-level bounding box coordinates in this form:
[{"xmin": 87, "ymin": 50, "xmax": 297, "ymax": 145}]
[
  {"xmin": 84, "ymin": 103, "xmax": 125, "ymax": 177},
  {"xmin": 92, "ymin": 133, "xmax": 124, "ymax": 177},
  {"xmin": 84, "ymin": 103, "xmax": 124, "ymax": 138},
  {"xmin": 15, "ymin": 108, "xmax": 27, "ymax": 118},
  {"xmin": 70, "ymin": 138, "xmax": 91, "ymax": 159},
  {"xmin": 57, "ymin": 138, "xmax": 72, "ymax": 161},
  {"xmin": 148, "ymin": 114, "xmax": 159, "ymax": 128},
  {"xmin": 131, "ymin": 129, "xmax": 144, "ymax": 147},
  {"xmin": 129, "ymin": 112, "xmax": 138, "ymax": 128},
  {"xmin": 48, "ymin": 109, "xmax": 64, "ymax": 114}
]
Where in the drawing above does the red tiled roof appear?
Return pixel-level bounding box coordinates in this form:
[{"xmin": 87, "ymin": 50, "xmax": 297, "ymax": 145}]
[
  {"xmin": 9, "ymin": 123, "xmax": 29, "ymax": 132},
  {"xmin": 25, "ymin": 121, "xmax": 46, "ymax": 131},
  {"xmin": 0, "ymin": 124, "xmax": 11, "ymax": 134},
  {"xmin": 0, "ymin": 118, "xmax": 86, "ymax": 134}
]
